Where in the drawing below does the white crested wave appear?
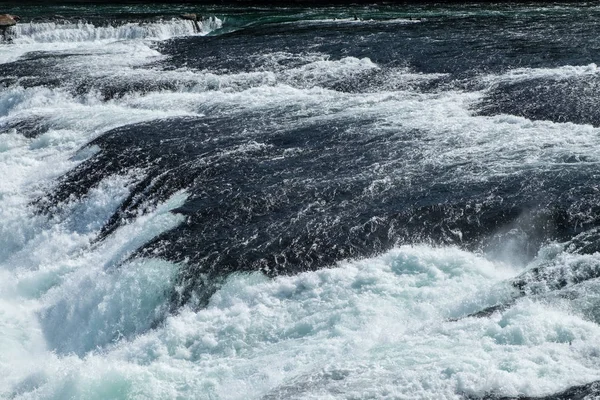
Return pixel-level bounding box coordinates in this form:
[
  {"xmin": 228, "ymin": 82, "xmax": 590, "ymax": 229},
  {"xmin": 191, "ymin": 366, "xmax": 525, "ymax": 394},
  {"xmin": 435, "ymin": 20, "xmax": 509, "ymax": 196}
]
[{"xmin": 11, "ymin": 17, "xmax": 222, "ymax": 44}]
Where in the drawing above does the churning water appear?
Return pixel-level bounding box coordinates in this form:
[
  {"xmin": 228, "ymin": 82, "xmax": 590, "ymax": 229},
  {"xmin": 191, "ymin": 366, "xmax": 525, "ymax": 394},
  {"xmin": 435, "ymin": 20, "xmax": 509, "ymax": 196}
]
[{"xmin": 3, "ymin": 3, "xmax": 600, "ymax": 399}]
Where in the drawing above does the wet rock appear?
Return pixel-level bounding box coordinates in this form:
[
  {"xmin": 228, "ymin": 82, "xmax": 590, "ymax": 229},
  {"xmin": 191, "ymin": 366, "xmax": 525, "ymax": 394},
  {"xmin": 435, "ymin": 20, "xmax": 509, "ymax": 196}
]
[
  {"xmin": 180, "ymin": 13, "xmax": 201, "ymax": 33},
  {"xmin": 448, "ymin": 301, "xmax": 516, "ymax": 321},
  {"xmin": 0, "ymin": 14, "xmax": 18, "ymax": 41},
  {"xmin": 0, "ymin": 14, "xmax": 18, "ymax": 28},
  {"xmin": 180, "ymin": 13, "xmax": 197, "ymax": 21}
]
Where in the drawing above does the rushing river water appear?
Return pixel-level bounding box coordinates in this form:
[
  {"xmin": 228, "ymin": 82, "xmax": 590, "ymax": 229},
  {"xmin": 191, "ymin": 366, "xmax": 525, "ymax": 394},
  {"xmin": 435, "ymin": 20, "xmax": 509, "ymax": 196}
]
[{"xmin": 3, "ymin": 2, "xmax": 600, "ymax": 399}]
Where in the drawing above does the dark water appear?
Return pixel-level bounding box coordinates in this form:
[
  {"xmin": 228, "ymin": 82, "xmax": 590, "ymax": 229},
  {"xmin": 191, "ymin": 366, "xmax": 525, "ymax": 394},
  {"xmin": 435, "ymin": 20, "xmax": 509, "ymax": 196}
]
[{"xmin": 3, "ymin": 3, "xmax": 600, "ymax": 399}]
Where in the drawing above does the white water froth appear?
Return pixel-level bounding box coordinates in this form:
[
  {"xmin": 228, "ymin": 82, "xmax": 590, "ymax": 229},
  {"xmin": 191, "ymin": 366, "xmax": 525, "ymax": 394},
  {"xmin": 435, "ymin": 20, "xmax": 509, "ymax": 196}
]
[
  {"xmin": 0, "ymin": 133, "xmax": 181, "ymax": 399},
  {"xmin": 5, "ymin": 245, "xmax": 600, "ymax": 399},
  {"xmin": 482, "ymin": 63, "xmax": 600, "ymax": 85},
  {"xmin": 0, "ymin": 81, "xmax": 192, "ymax": 396},
  {"xmin": 0, "ymin": 85, "xmax": 197, "ymax": 140},
  {"xmin": 0, "ymin": 32, "xmax": 194, "ymax": 392},
  {"xmin": 0, "ymin": 82, "xmax": 189, "ymax": 384},
  {"xmin": 0, "ymin": 17, "xmax": 221, "ymax": 65},
  {"xmin": 12, "ymin": 18, "xmax": 222, "ymax": 44},
  {"xmin": 173, "ymin": 56, "xmax": 381, "ymax": 93},
  {"xmin": 119, "ymin": 74, "xmax": 600, "ymax": 187}
]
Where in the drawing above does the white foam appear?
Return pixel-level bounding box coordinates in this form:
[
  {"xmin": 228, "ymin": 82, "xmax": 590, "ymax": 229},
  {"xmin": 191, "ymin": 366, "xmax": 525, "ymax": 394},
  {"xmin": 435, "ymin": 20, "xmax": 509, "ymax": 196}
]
[
  {"xmin": 0, "ymin": 188, "xmax": 187, "ymax": 397},
  {"xmin": 5, "ymin": 245, "xmax": 600, "ymax": 399},
  {"xmin": 0, "ymin": 17, "xmax": 221, "ymax": 65},
  {"xmin": 482, "ymin": 63, "xmax": 600, "ymax": 85},
  {"xmin": 36, "ymin": 193, "xmax": 187, "ymax": 356},
  {"xmin": 282, "ymin": 56, "xmax": 379, "ymax": 88},
  {"xmin": 12, "ymin": 18, "xmax": 221, "ymax": 44},
  {"xmin": 0, "ymin": 81, "xmax": 190, "ymax": 388},
  {"xmin": 0, "ymin": 78, "xmax": 193, "ymax": 397},
  {"xmin": 0, "ymin": 85, "xmax": 196, "ymax": 139},
  {"xmin": 108, "ymin": 56, "xmax": 379, "ymax": 97}
]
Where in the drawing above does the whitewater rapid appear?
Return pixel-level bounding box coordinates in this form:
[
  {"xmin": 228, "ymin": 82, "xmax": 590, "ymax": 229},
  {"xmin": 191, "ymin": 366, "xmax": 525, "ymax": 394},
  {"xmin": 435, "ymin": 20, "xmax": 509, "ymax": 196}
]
[
  {"xmin": 0, "ymin": 17, "xmax": 222, "ymax": 65},
  {"xmin": 2, "ymin": 8, "xmax": 600, "ymax": 399}
]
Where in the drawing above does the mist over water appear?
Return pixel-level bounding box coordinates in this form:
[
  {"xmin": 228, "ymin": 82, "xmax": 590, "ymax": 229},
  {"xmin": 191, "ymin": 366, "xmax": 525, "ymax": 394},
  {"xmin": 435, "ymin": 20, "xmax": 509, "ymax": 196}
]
[{"xmin": 3, "ymin": 3, "xmax": 600, "ymax": 399}]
